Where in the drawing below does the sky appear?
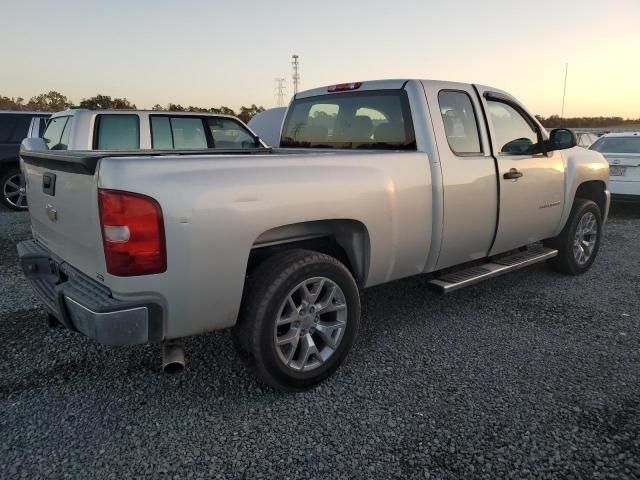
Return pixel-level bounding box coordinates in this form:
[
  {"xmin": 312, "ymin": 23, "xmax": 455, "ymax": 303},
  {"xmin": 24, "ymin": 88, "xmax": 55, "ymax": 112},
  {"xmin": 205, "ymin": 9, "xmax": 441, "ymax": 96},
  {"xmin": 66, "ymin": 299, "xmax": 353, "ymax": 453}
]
[{"xmin": 2, "ymin": 0, "xmax": 639, "ymax": 117}]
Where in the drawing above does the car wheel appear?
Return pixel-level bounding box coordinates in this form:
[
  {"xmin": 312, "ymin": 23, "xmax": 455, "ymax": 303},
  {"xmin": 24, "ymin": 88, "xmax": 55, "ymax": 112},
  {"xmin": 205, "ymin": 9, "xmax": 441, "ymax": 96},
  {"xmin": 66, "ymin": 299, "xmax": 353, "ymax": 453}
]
[
  {"xmin": 544, "ymin": 199, "xmax": 602, "ymax": 275},
  {"xmin": 1, "ymin": 167, "xmax": 29, "ymax": 211},
  {"xmin": 233, "ymin": 249, "xmax": 360, "ymax": 392}
]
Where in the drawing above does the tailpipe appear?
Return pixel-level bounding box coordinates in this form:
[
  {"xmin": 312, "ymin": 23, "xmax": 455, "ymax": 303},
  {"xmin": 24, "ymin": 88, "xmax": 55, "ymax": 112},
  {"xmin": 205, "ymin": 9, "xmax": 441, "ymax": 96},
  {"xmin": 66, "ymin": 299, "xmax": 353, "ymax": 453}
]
[{"xmin": 162, "ymin": 340, "xmax": 185, "ymax": 375}]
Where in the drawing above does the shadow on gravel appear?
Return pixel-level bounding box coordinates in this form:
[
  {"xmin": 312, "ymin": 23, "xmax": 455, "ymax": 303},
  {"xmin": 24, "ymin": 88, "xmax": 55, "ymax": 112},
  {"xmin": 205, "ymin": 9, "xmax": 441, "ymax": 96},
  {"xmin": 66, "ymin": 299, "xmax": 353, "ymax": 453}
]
[{"xmin": 609, "ymin": 201, "xmax": 640, "ymax": 219}]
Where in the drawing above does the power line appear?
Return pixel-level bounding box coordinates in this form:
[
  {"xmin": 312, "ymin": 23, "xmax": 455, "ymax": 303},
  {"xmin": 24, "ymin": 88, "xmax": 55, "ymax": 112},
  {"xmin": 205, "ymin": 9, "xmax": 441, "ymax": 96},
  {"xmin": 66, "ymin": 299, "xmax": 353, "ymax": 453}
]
[
  {"xmin": 274, "ymin": 78, "xmax": 286, "ymax": 107},
  {"xmin": 292, "ymin": 54, "xmax": 300, "ymax": 95}
]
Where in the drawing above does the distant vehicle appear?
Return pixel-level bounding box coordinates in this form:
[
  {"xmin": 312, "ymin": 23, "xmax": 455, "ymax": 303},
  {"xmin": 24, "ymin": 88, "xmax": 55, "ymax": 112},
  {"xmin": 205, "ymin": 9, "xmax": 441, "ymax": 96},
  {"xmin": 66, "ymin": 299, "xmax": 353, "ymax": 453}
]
[
  {"xmin": 590, "ymin": 132, "xmax": 640, "ymax": 201},
  {"xmin": 18, "ymin": 79, "xmax": 610, "ymax": 391},
  {"xmin": 248, "ymin": 107, "xmax": 287, "ymax": 146},
  {"xmin": 42, "ymin": 109, "xmax": 266, "ymax": 151},
  {"xmin": 576, "ymin": 132, "xmax": 598, "ymax": 148},
  {"xmin": 0, "ymin": 111, "xmax": 50, "ymax": 210}
]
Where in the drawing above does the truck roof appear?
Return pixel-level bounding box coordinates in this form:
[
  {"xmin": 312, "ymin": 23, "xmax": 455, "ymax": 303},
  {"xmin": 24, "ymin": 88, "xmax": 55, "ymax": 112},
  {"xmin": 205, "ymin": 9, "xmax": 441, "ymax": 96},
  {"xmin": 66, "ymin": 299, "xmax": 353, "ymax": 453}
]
[{"xmin": 295, "ymin": 79, "xmax": 410, "ymax": 99}]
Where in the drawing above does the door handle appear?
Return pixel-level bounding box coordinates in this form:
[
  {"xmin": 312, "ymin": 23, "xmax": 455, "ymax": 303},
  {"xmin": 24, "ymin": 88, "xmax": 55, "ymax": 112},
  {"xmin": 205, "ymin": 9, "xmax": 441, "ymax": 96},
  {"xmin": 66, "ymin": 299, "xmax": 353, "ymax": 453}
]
[{"xmin": 503, "ymin": 168, "xmax": 523, "ymax": 180}]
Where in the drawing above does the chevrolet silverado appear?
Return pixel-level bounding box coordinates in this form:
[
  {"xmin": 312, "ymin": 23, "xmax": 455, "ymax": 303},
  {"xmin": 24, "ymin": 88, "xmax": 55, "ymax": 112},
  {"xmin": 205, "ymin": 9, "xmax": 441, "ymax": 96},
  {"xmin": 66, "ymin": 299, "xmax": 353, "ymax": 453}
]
[{"xmin": 17, "ymin": 79, "xmax": 610, "ymax": 391}]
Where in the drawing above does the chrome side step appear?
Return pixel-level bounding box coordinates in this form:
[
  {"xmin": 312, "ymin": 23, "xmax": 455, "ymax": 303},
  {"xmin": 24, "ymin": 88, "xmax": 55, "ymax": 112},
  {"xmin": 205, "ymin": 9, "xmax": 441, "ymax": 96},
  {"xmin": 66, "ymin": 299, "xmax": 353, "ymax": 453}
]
[{"xmin": 428, "ymin": 246, "xmax": 558, "ymax": 294}]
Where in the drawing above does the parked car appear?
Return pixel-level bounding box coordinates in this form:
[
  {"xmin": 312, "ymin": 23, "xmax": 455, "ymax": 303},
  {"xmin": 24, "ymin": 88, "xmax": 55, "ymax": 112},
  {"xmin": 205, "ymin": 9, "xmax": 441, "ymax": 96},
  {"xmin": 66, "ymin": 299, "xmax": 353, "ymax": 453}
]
[
  {"xmin": 248, "ymin": 107, "xmax": 287, "ymax": 146},
  {"xmin": 40, "ymin": 109, "xmax": 266, "ymax": 151},
  {"xmin": 0, "ymin": 111, "xmax": 50, "ymax": 210},
  {"xmin": 589, "ymin": 132, "xmax": 640, "ymax": 201},
  {"xmin": 576, "ymin": 132, "xmax": 598, "ymax": 148},
  {"xmin": 18, "ymin": 79, "xmax": 610, "ymax": 391}
]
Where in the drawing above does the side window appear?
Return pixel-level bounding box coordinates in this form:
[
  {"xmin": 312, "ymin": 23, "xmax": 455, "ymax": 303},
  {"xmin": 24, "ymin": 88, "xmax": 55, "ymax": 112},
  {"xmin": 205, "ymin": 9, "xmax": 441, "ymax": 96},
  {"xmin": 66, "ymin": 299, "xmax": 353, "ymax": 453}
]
[
  {"xmin": 438, "ymin": 91, "xmax": 481, "ymax": 155},
  {"xmin": 487, "ymin": 100, "xmax": 539, "ymax": 154},
  {"xmin": 150, "ymin": 116, "xmax": 207, "ymax": 149},
  {"xmin": 59, "ymin": 117, "xmax": 72, "ymax": 150},
  {"xmin": 9, "ymin": 116, "xmax": 31, "ymax": 143},
  {"xmin": 42, "ymin": 116, "xmax": 69, "ymax": 150},
  {"xmin": 0, "ymin": 115, "xmax": 17, "ymax": 143},
  {"xmin": 206, "ymin": 117, "xmax": 258, "ymax": 149},
  {"xmin": 150, "ymin": 117, "xmax": 173, "ymax": 149},
  {"xmin": 95, "ymin": 115, "xmax": 140, "ymax": 150}
]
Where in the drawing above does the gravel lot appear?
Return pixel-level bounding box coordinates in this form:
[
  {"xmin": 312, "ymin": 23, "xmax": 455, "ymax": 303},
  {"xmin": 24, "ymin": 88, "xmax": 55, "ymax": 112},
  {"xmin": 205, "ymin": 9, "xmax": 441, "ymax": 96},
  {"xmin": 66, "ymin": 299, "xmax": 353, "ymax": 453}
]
[{"xmin": 1, "ymin": 204, "xmax": 639, "ymax": 479}]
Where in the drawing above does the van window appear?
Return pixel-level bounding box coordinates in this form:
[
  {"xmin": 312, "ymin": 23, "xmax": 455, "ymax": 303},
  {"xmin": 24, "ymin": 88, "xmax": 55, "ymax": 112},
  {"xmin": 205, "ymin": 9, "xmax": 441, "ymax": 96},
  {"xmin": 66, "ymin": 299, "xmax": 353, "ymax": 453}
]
[
  {"xmin": 95, "ymin": 115, "xmax": 140, "ymax": 150},
  {"xmin": 206, "ymin": 117, "xmax": 258, "ymax": 149},
  {"xmin": 281, "ymin": 90, "xmax": 416, "ymax": 149},
  {"xmin": 42, "ymin": 116, "xmax": 70, "ymax": 150},
  {"xmin": 438, "ymin": 91, "xmax": 481, "ymax": 155},
  {"xmin": 150, "ymin": 116, "xmax": 207, "ymax": 149},
  {"xmin": 0, "ymin": 114, "xmax": 31, "ymax": 144}
]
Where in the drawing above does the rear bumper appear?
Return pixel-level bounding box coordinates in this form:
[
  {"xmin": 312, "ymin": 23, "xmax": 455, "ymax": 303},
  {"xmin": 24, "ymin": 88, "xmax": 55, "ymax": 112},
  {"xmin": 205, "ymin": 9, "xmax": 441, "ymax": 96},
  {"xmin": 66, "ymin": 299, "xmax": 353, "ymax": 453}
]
[
  {"xmin": 17, "ymin": 239, "xmax": 163, "ymax": 345},
  {"xmin": 609, "ymin": 179, "xmax": 640, "ymax": 200}
]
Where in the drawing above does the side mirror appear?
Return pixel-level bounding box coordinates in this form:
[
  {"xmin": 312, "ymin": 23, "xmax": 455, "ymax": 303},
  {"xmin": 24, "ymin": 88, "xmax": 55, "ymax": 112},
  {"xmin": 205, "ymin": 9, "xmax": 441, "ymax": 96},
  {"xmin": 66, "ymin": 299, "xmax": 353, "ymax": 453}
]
[
  {"xmin": 548, "ymin": 128, "xmax": 577, "ymax": 151},
  {"xmin": 21, "ymin": 137, "xmax": 48, "ymax": 152}
]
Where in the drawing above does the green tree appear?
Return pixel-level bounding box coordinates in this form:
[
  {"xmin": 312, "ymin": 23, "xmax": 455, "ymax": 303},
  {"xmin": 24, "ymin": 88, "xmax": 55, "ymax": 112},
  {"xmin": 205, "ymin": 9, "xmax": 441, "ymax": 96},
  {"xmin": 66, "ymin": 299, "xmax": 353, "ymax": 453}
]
[
  {"xmin": 0, "ymin": 95, "xmax": 26, "ymax": 110},
  {"xmin": 166, "ymin": 103, "xmax": 185, "ymax": 111},
  {"xmin": 152, "ymin": 104, "xmax": 165, "ymax": 111},
  {"xmin": 210, "ymin": 106, "xmax": 236, "ymax": 116},
  {"xmin": 79, "ymin": 94, "xmax": 136, "ymax": 109},
  {"xmin": 26, "ymin": 91, "xmax": 71, "ymax": 112},
  {"xmin": 236, "ymin": 104, "xmax": 265, "ymax": 123}
]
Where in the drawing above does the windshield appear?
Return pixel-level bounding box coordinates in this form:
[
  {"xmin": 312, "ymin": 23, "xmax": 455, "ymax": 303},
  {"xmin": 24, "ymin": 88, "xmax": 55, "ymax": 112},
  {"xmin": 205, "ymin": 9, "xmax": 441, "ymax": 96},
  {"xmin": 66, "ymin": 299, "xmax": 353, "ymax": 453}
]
[
  {"xmin": 589, "ymin": 136, "xmax": 640, "ymax": 154},
  {"xmin": 281, "ymin": 90, "xmax": 416, "ymax": 150}
]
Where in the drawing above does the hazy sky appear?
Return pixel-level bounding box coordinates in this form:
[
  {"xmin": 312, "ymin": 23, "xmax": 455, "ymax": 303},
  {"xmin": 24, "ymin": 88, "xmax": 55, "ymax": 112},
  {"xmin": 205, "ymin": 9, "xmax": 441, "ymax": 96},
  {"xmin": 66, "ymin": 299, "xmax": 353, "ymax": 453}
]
[{"xmin": 2, "ymin": 0, "xmax": 639, "ymax": 117}]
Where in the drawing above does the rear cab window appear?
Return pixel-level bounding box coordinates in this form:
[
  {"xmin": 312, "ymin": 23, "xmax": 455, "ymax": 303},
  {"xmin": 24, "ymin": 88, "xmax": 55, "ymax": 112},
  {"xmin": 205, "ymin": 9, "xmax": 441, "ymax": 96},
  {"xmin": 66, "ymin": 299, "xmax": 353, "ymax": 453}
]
[
  {"xmin": 42, "ymin": 116, "xmax": 72, "ymax": 150},
  {"xmin": 281, "ymin": 90, "xmax": 416, "ymax": 149},
  {"xmin": 590, "ymin": 137, "xmax": 640, "ymax": 153},
  {"xmin": 94, "ymin": 114, "xmax": 140, "ymax": 150}
]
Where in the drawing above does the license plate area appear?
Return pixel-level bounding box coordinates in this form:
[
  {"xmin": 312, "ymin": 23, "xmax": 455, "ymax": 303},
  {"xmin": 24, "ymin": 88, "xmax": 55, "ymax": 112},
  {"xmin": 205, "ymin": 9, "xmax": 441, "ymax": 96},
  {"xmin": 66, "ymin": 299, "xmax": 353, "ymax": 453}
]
[
  {"xmin": 21, "ymin": 256, "xmax": 62, "ymax": 283},
  {"xmin": 610, "ymin": 166, "xmax": 626, "ymax": 176}
]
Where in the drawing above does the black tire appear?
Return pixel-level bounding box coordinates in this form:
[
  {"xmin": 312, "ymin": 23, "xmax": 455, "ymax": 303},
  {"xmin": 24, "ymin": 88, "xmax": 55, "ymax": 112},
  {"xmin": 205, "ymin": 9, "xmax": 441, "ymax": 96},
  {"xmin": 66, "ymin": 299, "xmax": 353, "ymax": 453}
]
[
  {"xmin": 543, "ymin": 199, "xmax": 602, "ymax": 275},
  {"xmin": 233, "ymin": 249, "xmax": 360, "ymax": 392},
  {"xmin": 0, "ymin": 166, "xmax": 28, "ymax": 211}
]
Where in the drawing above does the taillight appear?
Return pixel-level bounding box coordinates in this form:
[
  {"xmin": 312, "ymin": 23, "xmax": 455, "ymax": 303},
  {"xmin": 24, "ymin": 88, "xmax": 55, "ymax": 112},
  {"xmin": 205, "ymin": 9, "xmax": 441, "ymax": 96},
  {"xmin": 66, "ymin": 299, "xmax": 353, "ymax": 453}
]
[
  {"xmin": 98, "ymin": 189, "xmax": 166, "ymax": 276},
  {"xmin": 327, "ymin": 82, "xmax": 362, "ymax": 92}
]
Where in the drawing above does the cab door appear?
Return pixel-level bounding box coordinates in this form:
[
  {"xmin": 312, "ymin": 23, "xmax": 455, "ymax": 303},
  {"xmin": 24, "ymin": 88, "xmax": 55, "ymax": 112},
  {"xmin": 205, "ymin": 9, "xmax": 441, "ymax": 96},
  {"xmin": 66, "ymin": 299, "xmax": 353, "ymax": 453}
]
[{"xmin": 475, "ymin": 87, "xmax": 565, "ymax": 255}]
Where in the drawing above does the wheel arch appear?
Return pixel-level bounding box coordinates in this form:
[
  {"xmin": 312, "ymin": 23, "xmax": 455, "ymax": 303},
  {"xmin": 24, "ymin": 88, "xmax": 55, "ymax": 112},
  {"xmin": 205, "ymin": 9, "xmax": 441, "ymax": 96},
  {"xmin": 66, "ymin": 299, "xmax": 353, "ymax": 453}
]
[
  {"xmin": 247, "ymin": 219, "xmax": 371, "ymax": 287},
  {"xmin": 574, "ymin": 180, "xmax": 608, "ymax": 219}
]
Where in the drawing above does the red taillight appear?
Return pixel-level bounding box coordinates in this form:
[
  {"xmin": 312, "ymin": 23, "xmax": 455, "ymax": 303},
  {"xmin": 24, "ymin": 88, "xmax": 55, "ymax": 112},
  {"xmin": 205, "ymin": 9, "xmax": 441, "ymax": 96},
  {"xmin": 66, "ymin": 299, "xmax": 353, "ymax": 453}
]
[
  {"xmin": 327, "ymin": 82, "xmax": 362, "ymax": 92},
  {"xmin": 98, "ymin": 189, "xmax": 166, "ymax": 276}
]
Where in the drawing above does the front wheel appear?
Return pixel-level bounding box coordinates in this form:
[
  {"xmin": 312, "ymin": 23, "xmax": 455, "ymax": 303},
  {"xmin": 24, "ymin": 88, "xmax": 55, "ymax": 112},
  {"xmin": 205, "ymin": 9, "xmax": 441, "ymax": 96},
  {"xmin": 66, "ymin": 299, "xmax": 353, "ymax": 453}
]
[
  {"xmin": 544, "ymin": 199, "xmax": 602, "ymax": 275},
  {"xmin": 233, "ymin": 249, "xmax": 360, "ymax": 392},
  {"xmin": 1, "ymin": 166, "xmax": 28, "ymax": 211}
]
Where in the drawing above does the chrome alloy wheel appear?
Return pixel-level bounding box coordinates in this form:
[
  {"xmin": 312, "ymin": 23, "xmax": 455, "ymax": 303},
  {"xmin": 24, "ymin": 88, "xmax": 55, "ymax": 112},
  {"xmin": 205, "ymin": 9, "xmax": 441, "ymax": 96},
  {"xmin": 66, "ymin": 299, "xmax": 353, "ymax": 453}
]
[
  {"xmin": 3, "ymin": 172, "xmax": 28, "ymax": 210},
  {"xmin": 573, "ymin": 211, "xmax": 598, "ymax": 265},
  {"xmin": 273, "ymin": 277, "xmax": 348, "ymax": 372}
]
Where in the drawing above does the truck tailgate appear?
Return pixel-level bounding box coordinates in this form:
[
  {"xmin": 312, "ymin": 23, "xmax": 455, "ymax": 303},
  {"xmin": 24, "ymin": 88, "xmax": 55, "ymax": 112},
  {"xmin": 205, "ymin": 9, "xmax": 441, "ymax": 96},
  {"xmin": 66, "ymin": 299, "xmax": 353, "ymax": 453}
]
[{"xmin": 21, "ymin": 152, "xmax": 105, "ymax": 278}]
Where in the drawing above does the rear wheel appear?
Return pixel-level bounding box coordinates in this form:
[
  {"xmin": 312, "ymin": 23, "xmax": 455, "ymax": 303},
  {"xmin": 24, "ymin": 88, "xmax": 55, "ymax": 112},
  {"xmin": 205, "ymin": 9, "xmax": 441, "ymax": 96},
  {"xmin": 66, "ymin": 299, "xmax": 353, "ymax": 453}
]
[
  {"xmin": 544, "ymin": 199, "xmax": 602, "ymax": 275},
  {"xmin": 1, "ymin": 166, "xmax": 28, "ymax": 211},
  {"xmin": 233, "ymin": 249, "xmax": 360, "ymax": 392}
]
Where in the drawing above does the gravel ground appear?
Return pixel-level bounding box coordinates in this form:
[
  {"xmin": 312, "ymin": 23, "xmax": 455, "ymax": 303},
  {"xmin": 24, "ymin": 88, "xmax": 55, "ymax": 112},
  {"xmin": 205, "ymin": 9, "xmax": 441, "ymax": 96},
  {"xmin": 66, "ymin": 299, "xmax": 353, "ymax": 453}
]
[{"xmin": 1, "ymin": 203, "xmax": 639, "ymax": 479}]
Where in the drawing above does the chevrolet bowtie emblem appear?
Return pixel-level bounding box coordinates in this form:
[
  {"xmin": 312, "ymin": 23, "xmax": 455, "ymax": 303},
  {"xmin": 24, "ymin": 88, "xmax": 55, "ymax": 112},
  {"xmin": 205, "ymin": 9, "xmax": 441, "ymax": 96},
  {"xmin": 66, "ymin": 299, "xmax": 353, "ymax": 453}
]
[{"xmin": 46, "ymin": 204, "xmax": 58, "ymax": 222}]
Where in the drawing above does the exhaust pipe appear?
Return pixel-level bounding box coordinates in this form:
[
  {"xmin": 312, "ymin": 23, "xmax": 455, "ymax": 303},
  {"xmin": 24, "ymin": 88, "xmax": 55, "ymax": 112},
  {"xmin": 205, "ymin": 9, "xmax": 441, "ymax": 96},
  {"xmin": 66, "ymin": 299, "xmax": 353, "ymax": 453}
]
[{"xmin": 162, "ymin": 340, "xmax": 185, "ymax": 375}]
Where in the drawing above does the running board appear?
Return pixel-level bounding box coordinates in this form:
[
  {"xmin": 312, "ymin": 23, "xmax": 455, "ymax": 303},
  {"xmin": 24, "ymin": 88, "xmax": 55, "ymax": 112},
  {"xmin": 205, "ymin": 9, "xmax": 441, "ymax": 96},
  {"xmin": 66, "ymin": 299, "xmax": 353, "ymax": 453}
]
[{"xmin": 428, "ymin": 246, "xmax": 558, "ymax": 294}]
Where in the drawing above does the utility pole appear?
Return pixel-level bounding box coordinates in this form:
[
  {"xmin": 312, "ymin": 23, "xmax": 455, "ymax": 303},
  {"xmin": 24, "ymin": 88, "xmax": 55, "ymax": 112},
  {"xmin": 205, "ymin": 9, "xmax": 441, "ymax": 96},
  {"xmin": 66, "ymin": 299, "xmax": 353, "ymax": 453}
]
[
  {"xmin": 274, "ymin": 78, "xmax": 286, "ymax": 107},
  {"xmin": 292, "ymin": 54, "xmax": 300, "ymax": 95},
  {"xmin": 561, "ymin": 63, "xmax": 568, "ymax": 118}
]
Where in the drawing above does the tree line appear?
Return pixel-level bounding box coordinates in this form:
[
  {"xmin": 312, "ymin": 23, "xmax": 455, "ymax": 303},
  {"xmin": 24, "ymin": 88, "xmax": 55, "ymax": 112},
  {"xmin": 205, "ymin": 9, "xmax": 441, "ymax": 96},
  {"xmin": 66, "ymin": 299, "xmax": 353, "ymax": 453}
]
[
  {"xmin": 0, "ymin": 91, "xmax": 265, "ymax": 123},
  {"xmin": 2, "ymin": 91, "xmax": 638, "ymax": 127},
  {"xmin": 535, "ymin": 115, "xmax": 640, "ymax": 129}
]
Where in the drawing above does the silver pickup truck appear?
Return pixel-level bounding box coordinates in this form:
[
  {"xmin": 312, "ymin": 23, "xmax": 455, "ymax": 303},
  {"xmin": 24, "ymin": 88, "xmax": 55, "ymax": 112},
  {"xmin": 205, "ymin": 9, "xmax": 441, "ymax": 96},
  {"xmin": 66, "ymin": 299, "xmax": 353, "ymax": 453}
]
[{"xmin": 17, "ymin": 79, "xmax": 610, "ymax": 391}]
